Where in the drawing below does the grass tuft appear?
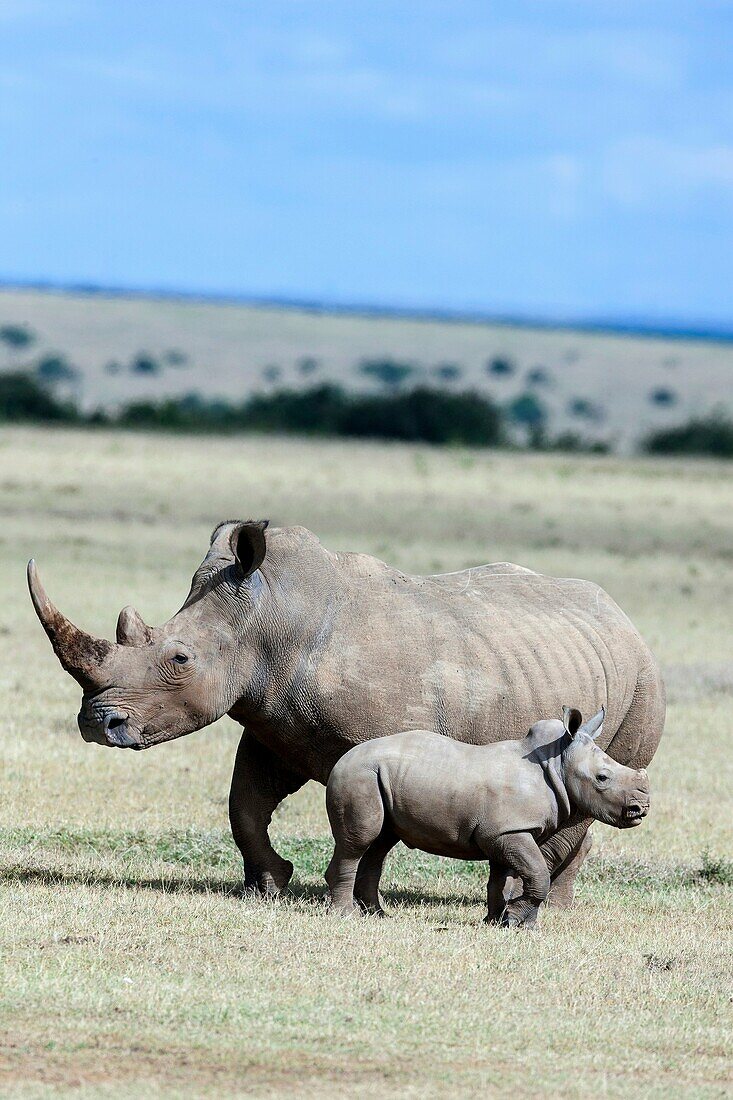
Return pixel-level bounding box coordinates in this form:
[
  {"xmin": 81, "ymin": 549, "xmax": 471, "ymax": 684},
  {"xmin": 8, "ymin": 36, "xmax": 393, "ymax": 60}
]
[{"xmin": 696, "ymin": 849, "xmax": 733, "ymax": 885}]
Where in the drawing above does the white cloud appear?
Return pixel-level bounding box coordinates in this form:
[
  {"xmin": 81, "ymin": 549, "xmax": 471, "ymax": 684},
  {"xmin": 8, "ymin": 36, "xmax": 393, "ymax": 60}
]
[
  {"xmin": 601, "ymin": 138, "xmax": 733, "ymax": 206},
  {"xmin": 0, "ymin": 0, "xmax": 88, "ymax": 25},
  {"xmin": 437, "ymin": 21, "xmax": 686, "ymax": 91}
]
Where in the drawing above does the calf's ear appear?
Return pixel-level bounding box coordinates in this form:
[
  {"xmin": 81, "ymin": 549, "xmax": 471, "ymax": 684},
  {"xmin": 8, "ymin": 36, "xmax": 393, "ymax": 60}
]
[
  {"xmin": 562, "ymin": 706, "xmax": 583, "ymax": 736},
  {"xmin": 230, "ymin": 520, "xmax": 269, "ymax": 577},
  {"xmin": 580, "ymin": 706, "xmax": 605, "ymax": 741}
]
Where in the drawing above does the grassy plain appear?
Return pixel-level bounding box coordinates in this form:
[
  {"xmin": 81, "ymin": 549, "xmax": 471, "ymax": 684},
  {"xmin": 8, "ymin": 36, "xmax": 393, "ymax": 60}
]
[
  {"xmin": 3, "ymin": 287, "xmax": 733, "ymax": 449},
  {"xmin": 0, "ymin": 425, "xmax": 731, "ymax": 1097}
]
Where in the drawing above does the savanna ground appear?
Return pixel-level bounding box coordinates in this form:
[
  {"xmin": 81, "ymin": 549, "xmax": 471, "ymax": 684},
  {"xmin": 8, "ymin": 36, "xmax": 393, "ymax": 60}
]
[
  {"xmin": 3, "ymin": 287, "xmax": 733, "ymax": 449},
  {"xmin": 0, "ymin": 425, "xmax": 731, "ymax": 1098}
]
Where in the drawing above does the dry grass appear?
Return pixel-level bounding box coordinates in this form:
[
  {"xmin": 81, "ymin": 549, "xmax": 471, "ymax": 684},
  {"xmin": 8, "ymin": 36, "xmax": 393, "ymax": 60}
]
[
  {"xmin": 2, "ymin": 287, "xmax": 733, "ymax": 449},
  {"xmin": 1, "ymin": 425, "xmax": 732, "ymax": 1097}
]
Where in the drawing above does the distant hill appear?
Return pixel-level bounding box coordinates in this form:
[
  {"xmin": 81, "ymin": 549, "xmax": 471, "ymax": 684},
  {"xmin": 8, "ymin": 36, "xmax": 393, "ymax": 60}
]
[{"xmin": 2, "ymin": 286, "xmax": 732, "ymax": 450}]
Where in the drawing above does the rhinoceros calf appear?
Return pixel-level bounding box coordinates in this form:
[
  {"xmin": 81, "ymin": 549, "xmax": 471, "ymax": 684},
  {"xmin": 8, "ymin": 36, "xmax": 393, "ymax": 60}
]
[{"xmin": 325, "ymin": 706, "xmax": 650, "ymax": 927}]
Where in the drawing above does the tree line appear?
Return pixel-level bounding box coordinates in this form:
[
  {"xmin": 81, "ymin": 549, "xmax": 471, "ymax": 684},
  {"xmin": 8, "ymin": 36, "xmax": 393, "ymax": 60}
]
[{"xmin": 0, "ymin": 369, "xmax": 731, "ymax": 456}]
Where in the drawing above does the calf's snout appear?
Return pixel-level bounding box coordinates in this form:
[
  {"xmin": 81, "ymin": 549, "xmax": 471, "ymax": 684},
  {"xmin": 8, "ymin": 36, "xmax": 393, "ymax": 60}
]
[{"xmin": 621, "ymin": 777, "xmax": 651, "ymax": 826}]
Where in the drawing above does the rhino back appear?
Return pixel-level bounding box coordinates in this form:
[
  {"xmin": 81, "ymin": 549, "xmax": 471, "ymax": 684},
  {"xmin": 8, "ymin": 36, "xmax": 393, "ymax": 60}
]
[
  {"xmin": 331, "ymin": 732, "xmax": 553, "ymax": 857},
  {"xmin": 237, "ymin": 531, "xmax": 659, "ymax": 782}
]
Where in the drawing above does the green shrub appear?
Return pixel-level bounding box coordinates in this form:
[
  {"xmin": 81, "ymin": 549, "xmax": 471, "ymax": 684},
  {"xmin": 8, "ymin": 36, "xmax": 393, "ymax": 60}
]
[
  {"xmin": 508, "ymin": 392, "xmax": 546, "ymax": 429},
  {"xmin": 359, "ymin": 359, "xmax": 416, "ymax": 390},
  {"xmin": 486, "ymin": 356, "xmax": 514, "ymax": 377},
  {"xmin": 131, "ymin": 354, "xmax": 160, "ymax": 375},
  {"xmin": 541, "ymin": 431, "xmax": 610, "ymax": 454},
  {"xmin": 245, "ymin": 384, "xmax": 345, "ymax": 435},
  {"xmin": 649, "ymin": 387, "xmax": 677, "ymax": 406},
  {"xmin": 114, "ymin": 385, "xmax": 504, "ymax": 447},
  {"xmin": 35, "ymin": 354, "xmax": 77, "ymax": 383},
  {"xmin": 526, "ymin": 366, "xmax": 550, "ymax": 387},
  {"xmin": 0, "ymin": 324, "xmax": 34, "ymax": 350},
  {"xmin": 696, "ymin": 850, "xmax": 733, "ymax": 885},
  {"xmin": 432, "ymin": 363, "xmax": 462, "ymax": 383},
  {"xmin": 297, "ymin": 357, "xmax": 319, "ymax": 376},
  {"xmin": 341, "ymin": 387, "xmax": 504, "ymax": 446},
  {"xmin": 568, "ymin": 396, "xmax": 604, "ymax": 422},
  {"xmin": 0, "ymin": 371, "xmax": 627, "ymax": 454},
  {"xmin": 118, "ymin": 400, "xmax": 183, "ymax": 429},
  {"xmin": 163, "ymin": 349, "xmax": 188, "ymax": 367},
  {"xmin": 0, "ymin": 372, "xmax": 76, "ymax": 422},
  {"xmin": 118, "ymin": 394, "xmax": 236, "ymax": 431},
  {"xmin": 642, "ymin": 414, "xmax": 733, "ymax": 458}
]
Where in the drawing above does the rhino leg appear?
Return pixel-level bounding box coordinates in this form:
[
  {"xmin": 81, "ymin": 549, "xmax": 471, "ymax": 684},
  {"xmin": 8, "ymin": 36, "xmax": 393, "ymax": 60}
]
[
  {"xmin": 504, "ymin": 820, "xmax": 592, "ymax": 912},
  {"xmin": 533, "ymin": 814, "xmax": 593, "ymax": 908},
  {"xmin": 546, "ymin": 829, "xmax": 593, "ymax": 909},
  {"xmin": 485, "ymin": 862, "xmax": 511, "ymax": 924},
  {"xmin": 485, "ymin": 864, "xmax": 529, "ymax": 922},
  {"xmin": 325, "ymin": 765, "xmax": 386, "ymax": 914},
  {"xmin": 353, "ymin": 828, "xmax": 398, "ymax": 915},
  {"xmin": 228, "ymin": 729, "xmax": 307, "ymax": 896},
  {"xmin": 325, "ymin": 847, "xmax": 363, "ymax": 914},
  {"xmin": 480, "ymin": 832, "xmax": 550, "ymax": 930}
]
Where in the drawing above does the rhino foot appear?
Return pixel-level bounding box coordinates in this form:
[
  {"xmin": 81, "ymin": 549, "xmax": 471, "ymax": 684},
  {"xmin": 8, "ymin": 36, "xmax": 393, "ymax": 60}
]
[
  {"xmin": 327, "ymin": 899, "xmax": 364, "ymax": 919},
  {"xmin": 499, "ymin": 903, "xmax": 540, "ymax": 931},
  {"xmin": 356, "ymin": 900, "xmax": 387, "ymax": 917},
  {"xmin": 243, "ymin": 858, "xmax": 294, "ymax": 898}
]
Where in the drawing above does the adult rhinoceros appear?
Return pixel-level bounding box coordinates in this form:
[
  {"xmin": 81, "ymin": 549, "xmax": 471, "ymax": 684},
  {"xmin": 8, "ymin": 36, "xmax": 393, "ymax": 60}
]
[{"xmin": 28, "ymin": 520, "xmax": 665, "ymax": 905}]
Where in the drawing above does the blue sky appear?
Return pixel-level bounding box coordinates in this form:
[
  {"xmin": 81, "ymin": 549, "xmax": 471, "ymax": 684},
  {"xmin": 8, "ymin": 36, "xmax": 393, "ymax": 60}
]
[{"xmin": 1, "ymin": 1, "xmax": 732, "ymax": 322}]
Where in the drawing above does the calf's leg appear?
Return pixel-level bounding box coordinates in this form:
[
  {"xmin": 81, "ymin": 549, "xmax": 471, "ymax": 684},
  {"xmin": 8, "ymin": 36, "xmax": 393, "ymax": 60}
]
[
  {"xmin": 502, "ymin": 818, "xmax": 592, "ymax": 912},
  {"xmin": 325, "ymin": 845, "xmax": 364, "ymax": 913},
  {"xmin": 229, "ymin": 730, "xmax": 307, "ymax": 896},
  {"xmin": 353, "ymin": 829, "xmax": 398, "ymax": 915},
  {"xmin": 485, "ymin": 861, "xmax": 511, "ymax": 924},
  {"xmin": 485, "ymin": 862, "xmax": 526, "ymax": 923},
  {"xmin": 481, "ymin": 832, "xmax": 550, "ymax": 929},
  {"xmin": 325, "ymin": 767, "xmax": 385, "ymax": 915}
]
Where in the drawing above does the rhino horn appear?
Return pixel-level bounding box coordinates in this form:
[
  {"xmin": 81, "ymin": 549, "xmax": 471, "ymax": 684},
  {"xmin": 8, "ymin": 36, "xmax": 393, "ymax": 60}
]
[
  {"xmin": 27, "ymin": 559, "xmax": 115, "ymax": 689},
  {"xmin": 116, "ymin": 605, "xmax": 153, "ymax": 646}
]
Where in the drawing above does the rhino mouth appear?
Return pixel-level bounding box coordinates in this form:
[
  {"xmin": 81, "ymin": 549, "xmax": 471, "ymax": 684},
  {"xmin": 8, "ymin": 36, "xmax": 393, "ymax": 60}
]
[
  {"xmin": 621, "ymin": 803, "xmax": 648, "ymax": 826},
  {"xmin": 78, "ymin": 706, "xmax": 147, "ymax": 750}
]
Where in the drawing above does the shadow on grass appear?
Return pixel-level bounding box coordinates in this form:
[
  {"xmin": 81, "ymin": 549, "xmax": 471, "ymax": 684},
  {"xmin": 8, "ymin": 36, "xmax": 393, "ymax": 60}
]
[
  {"xmin": 2, "ymin": 825, "xmax": 729, "ymax": 905},
  {"xmin": 0, "ymin": 862, "xmax": 480, "ymax": 909},
  {"xmin": 0, "ymin": 863, "xmax": 243, "ymax": 897},
  {"xmin": 289, "ymin": 878, "xmax": 480, "ymax": 909}
]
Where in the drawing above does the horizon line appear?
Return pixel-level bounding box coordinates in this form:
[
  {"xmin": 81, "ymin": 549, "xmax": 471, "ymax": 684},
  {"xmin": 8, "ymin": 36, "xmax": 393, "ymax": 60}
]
[{"xmin": 2, "ymin": 277, "xmax": 733, "ymax": 346}]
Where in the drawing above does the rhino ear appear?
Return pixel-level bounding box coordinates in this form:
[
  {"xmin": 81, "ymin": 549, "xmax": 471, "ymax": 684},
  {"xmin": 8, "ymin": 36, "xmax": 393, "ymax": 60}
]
[
  {"xmin": 230, "ymin": 520, "xmax": 269, "ymax": 577},
  {"xmin": 116, "ymin": 606, "xmax": 153, "ymax": 646},
  {"xmin": 580, "ymin": 706, "xmax": 605, "ymax": 741},
  {"xmin": 562, "ymin": 706, "xmax": 583, "ymax": 736}
]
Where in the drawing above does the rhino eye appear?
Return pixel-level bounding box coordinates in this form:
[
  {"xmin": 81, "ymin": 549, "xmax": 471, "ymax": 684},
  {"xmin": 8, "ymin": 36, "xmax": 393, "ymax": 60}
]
[
  {"xmin": 597, "ymin": 773, "xmax": 609, "ymax": 784},
  {"xmin": 172, "ymin": 653, "xmax": 189, "ymax": 664}
]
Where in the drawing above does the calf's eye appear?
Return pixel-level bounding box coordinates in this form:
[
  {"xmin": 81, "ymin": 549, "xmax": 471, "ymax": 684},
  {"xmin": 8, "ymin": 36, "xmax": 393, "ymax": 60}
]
[
  {"xmin": 172, "ymin": 653, "xmax": 189, "ymax": 664},
  {"xmin": 597, "ymin": 773, "xmax": 608, "ymax": 783}
]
